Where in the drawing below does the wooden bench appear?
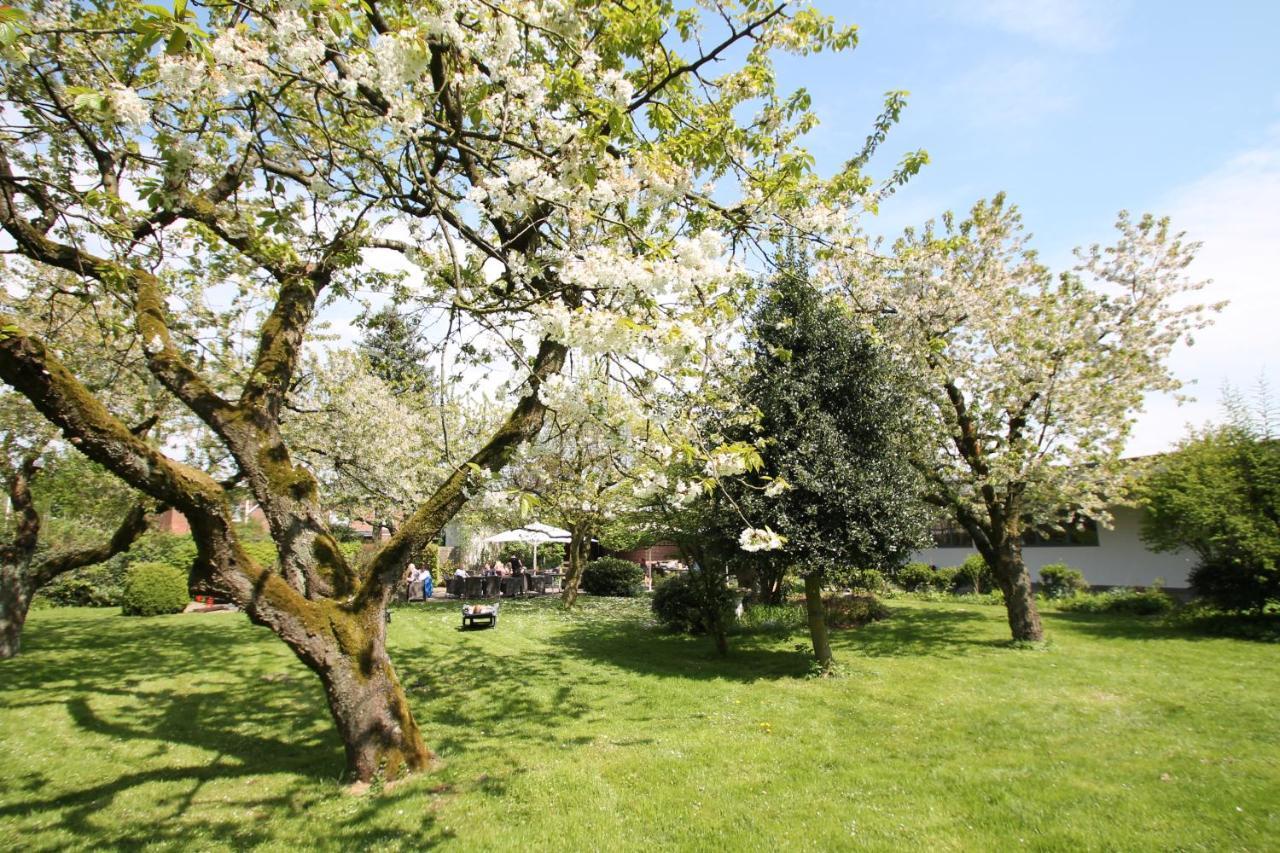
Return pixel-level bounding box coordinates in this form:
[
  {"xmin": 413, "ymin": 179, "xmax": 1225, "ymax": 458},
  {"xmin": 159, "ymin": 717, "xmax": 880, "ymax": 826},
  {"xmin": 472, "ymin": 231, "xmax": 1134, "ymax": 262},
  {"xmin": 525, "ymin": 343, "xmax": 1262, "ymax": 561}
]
[{"xmin": 462, "ymin": 603, "xmax": 499, "ymax": 629}]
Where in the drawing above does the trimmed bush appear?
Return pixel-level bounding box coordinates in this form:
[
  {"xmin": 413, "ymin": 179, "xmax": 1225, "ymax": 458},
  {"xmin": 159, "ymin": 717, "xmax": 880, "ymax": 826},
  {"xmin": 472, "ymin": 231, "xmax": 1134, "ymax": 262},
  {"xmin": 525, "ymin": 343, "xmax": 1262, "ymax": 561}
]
[
  {"xmin": 896, "ymin": 562, "xmax": 936, "ymax": 592},
  {"xmin": 1040, "ymin": 563, "xmax": 1089, "ymax": 599},
  {"xmin": 581, "ymin": 556, "xmax": 644, "ymax": 597},
  {"xmin": 652, "ymin": 572, "xmax": 702, "ymax": 631},
  {"xmin": 121, "ymin": 561, "xmax": 190, "ymax": 616}
]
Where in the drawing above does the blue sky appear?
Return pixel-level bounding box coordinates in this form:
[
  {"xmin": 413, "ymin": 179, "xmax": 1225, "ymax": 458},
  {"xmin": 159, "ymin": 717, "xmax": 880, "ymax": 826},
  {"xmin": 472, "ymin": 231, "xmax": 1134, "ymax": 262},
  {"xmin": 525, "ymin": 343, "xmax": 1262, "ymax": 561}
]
[{"xmin": 771, "ymin": 0, "xmax": 1280, "ymax": 452}]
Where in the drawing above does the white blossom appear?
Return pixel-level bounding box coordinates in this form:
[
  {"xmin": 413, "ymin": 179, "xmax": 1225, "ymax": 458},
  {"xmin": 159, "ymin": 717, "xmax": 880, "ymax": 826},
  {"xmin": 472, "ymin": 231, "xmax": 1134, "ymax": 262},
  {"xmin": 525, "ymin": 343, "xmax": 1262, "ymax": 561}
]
[
  {"xmin": 107, "ymin": 85, "xmax": 149, "ymax": 127},
  {"xmin": 739, "ymin": 527, "xmax": 785, "ymax": 552}
]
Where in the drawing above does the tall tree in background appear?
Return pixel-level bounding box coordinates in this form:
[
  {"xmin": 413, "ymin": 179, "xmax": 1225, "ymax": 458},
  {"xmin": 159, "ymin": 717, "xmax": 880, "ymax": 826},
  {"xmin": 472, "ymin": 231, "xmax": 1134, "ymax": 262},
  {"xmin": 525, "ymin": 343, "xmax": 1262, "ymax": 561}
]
[
  {"xmin": 357, "ymin": 306, "xmax": 435, "ymax": 395},
  {"xmin": 735, "ymin": 251, "xmax": 929, "ymax": 671},
  {"xmin": 0, "ymin": 0, "xmax": 913, "ymax": 781},
  {"xmin": 844, "ymin": 196, "xmax": 1219, "ymax": 641}
]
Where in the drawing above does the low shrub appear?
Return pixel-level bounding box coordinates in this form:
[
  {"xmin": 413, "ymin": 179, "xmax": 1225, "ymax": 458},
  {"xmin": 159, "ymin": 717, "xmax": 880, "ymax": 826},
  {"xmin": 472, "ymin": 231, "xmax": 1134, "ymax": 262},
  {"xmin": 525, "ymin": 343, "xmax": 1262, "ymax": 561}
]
[
  {"xmin": 950, "ymin": 590, "xmax": 1006, "ymax": 606},
  {"xmin": 652, "ymin": 570, "xmax": 738, "ymax": 633},
  {"xmin": 956, "ymin": 554, "xmax": 996, "ymax": 594},
  {"xmin": 1167, "ymin": 601, "xmax": 1280, "ymax": 642},
  {"xmin": 1040, "ymin": 563, "xmax": 1089, "ymax": 599},
  {"xmin": 240, "ymin": 540, "xmax": 279, "ymax": 569},
  {"xmin": 895, "ymin": 562, "xmax": 936, "ymax": 592},
  {"xmin": 931, "ymin": 566, "xmax": 959, "ymax": 593},
  {"xmin": 40, "ymin": 563, "xmax": 126, "ymax": 607},
  {"xmin": 121, "ymin": 561, "xmax": 190, "ymax": 616},
  {"xmin": 1056, "ymin": 585, "xmax": 1175, "ymax": 616},
  {"xmin": 849, "ymin": 568, "xmax": 889, "ymax": 595},
  {"xmin": 1189, "ymin": 559, "xmax": 1280, "ymax": 615},
  {"xmin": 824, "ymin": 594, "xmax": 890, "ymax": 628},
  {"xmin": 40, "ymin": 530, "xmax": 196, "ymax": 608},
  {"xmin": 581, "ymin": 557, "xmax": 645, "ymax": 597}
]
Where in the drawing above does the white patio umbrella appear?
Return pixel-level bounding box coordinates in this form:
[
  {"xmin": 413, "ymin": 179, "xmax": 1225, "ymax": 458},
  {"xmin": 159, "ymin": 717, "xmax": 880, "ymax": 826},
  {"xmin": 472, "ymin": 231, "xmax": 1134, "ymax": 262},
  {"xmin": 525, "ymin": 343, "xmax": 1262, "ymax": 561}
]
[{"xmin": 482, "ymin": 523, "xmax": 571, "ymax": 571}]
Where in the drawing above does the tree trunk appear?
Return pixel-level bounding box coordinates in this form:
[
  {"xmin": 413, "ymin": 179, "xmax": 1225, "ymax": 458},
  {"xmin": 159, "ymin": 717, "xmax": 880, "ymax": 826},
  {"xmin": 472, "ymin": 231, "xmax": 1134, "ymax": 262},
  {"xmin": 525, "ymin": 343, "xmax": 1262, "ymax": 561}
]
[
  {"xmin": 803, "ymin": 573, "xmax": 833, "ymax": 671},
  {"xmin": 560, "ymin": 526, "xmax": 589, "ymax": 608},
  {"xmin": 260, "ymin": 596, "xmax": 433, "ymax": 782},
  {"xmin": 991, "ymin": 542, "xmax": 1043, "ymax": 642},
  {"xmin": 0, "ymin": 567, "xmax": 32, "ymax": 660},
  {"xmin": 316, "ymin": 635, "xmax": 432, "ymax": 782},
  {"xmin": 695, "ymin": 567, "xmax": 730, "ymax": 657},
  {"xmin": 760, "ymin": 563, "xmax": 787, "ymax": 605}
]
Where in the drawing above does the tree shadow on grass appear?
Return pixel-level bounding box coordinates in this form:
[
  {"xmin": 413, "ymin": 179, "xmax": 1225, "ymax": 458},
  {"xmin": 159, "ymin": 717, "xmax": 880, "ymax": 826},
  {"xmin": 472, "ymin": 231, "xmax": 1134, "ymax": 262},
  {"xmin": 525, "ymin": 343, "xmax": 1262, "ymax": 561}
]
[
  {"xmin": 832, "ymin": 605, "xmax": 1010, "ymax": 659},
  {"xmin": 553, "ymin": 614, "xmax": 813, "ymax": 682},
  {"xmin": 1, "ymin": 612, "xmax": 471, "ymax": 850},
  {"xmin": 1044, "ymin": 609, "xmax": 1280, "ymax": 644}
]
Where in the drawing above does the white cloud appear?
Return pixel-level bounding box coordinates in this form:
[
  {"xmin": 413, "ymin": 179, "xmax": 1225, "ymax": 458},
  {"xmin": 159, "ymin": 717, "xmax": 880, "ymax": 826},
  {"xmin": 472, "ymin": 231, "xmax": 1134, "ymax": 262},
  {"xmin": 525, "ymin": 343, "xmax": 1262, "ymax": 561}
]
[
  {"xmin": 967, "ymin": 0, "xmax": 1126, "ymax": 52},
  {"xmin": 1126, "ymin": 125, "xmax": 1280, "ymax": 454}
]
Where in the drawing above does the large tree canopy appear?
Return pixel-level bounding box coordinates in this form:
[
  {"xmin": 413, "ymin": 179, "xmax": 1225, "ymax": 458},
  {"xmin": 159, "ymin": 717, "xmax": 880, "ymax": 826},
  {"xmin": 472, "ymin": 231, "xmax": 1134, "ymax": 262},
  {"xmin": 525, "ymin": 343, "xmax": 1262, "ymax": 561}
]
[
  {"xmin": 0, "ymin": 0, "xmax": 914, "ymax": 781},
  {"xmin": 837, "ymin": 195, "xmax": 1218, "ymax": 641}
]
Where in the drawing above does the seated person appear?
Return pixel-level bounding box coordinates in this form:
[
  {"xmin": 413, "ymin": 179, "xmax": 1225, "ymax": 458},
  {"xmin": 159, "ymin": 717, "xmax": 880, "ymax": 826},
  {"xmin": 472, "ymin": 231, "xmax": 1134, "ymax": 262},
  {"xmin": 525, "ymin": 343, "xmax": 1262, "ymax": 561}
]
[{"xmin": 406, "ymin": 562, "xmax": 423, "ymax": 600}]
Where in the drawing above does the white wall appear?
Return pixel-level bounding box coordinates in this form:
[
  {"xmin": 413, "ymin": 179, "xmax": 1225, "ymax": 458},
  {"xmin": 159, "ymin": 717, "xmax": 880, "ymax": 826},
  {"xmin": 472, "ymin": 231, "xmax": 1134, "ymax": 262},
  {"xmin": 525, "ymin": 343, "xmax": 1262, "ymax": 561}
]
[{"xmin": 912, "ymin": 505, "xmax": 1196, "ymax": 589}]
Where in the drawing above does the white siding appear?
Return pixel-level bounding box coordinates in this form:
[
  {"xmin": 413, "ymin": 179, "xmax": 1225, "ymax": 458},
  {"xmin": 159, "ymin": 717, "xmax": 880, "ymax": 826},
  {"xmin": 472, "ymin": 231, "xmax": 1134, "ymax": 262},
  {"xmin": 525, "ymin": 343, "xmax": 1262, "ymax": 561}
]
[{"xmin": 913, "ymin": 505, "xmax": 1196, "ymax": 589}]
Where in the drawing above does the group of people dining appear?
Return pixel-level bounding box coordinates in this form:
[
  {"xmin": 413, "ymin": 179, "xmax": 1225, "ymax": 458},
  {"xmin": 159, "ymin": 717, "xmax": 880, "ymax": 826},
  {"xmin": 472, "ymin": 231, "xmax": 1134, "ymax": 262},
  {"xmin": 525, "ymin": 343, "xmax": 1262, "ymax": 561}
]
[
  {"xmin": 459, "ymin": 556, "xmax": 532, "ymax": 578},
  {"xmin": 406, "ymin": 554, "xmax": 559, "ymax": 601}
]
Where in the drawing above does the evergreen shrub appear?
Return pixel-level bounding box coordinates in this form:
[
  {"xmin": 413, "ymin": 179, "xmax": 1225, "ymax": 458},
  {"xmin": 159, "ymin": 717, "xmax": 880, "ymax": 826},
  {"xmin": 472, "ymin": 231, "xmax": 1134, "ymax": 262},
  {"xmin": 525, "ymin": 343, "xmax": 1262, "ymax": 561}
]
[
  {"xmin": 1040, "ymin": 563, "xmax": 1090, "ymax": 599},
  {"xmin": 121, "ymin": 561, "xmax": 190, "ymax": 616},
  {"xmin": 652, "ymin": 571, "xmax": 738, "ymax": 633},
  {"xmin": 581, "ymin": 557, "xmax": 644, "ymax": 597},
  {"xmin": 957, "ymin": 554, "xmax": 996, "ymax": 594},
  {"xmin": 896, "ymin": 562, "xmax": 936, "ymax": 592}
]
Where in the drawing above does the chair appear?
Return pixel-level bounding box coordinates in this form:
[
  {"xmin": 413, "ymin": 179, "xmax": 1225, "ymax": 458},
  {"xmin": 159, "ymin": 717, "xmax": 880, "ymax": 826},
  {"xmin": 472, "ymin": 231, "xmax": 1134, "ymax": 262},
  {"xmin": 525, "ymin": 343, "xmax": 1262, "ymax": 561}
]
[
  {"xmin": 482, "ymin": 575, "xmax": 501, "ymax": 598},
  {"xmin": 464, "ymin": 576, "xmax": 484, "ymax": 599},
  {"xmin": 446, "ymin": 576, "xmax": 463, "ymax": 598},
  {"xmin": 528, "ymin": 575, "xmax": 547, "ymax": 595},
  {"xmin": 503, "ymin": 574, "xmax": 528, "ymax": 597}
]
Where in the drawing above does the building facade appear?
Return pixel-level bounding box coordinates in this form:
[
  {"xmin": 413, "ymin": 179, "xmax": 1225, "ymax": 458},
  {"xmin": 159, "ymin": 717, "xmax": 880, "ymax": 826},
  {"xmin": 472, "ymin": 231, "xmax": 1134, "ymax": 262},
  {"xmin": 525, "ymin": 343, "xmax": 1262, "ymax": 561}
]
[{"xmin": 912, "ymin": 505, "xmax": 1196, "ymax": 591}]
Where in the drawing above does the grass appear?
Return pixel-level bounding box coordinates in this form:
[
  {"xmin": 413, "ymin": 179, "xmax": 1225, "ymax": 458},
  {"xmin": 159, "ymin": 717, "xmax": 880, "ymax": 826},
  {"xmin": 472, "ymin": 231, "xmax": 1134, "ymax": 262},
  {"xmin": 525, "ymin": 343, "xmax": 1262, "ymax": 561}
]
[{"xmin": 2, "ymin": 597, "xmax": 1278, "ymax": 851}]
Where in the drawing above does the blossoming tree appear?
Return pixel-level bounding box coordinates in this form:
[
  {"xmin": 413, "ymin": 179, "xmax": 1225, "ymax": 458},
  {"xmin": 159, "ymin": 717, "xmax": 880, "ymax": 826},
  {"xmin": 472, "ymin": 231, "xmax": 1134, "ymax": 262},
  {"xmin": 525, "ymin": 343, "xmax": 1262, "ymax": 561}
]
[
  {"xmin": 840, "ymin": 195, "xmax": 1218, "ymax": 642},
  {"xmin": 0, "ymin": 0, "xmax": 915, "ymax": 780}
]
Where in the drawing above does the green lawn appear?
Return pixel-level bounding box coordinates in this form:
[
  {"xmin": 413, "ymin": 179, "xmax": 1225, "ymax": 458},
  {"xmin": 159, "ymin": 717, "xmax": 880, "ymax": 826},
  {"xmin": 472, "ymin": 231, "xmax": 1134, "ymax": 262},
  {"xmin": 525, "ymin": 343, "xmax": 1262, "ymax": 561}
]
[{"xmin": 1, "ymin": 598, "xmax": 1277, "ymax": 851}]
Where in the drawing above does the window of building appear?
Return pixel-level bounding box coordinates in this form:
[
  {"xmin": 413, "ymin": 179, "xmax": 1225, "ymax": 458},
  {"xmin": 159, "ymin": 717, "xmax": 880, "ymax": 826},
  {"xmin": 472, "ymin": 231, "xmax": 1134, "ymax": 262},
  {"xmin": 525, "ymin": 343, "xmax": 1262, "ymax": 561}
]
[
  {"xmin": 1022, "ymin": 517, "xmax": 1099, "ymax": 547},
  {"xmin": 930, "ymin": 519, "xmax": 974, "ymax": 549}
]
